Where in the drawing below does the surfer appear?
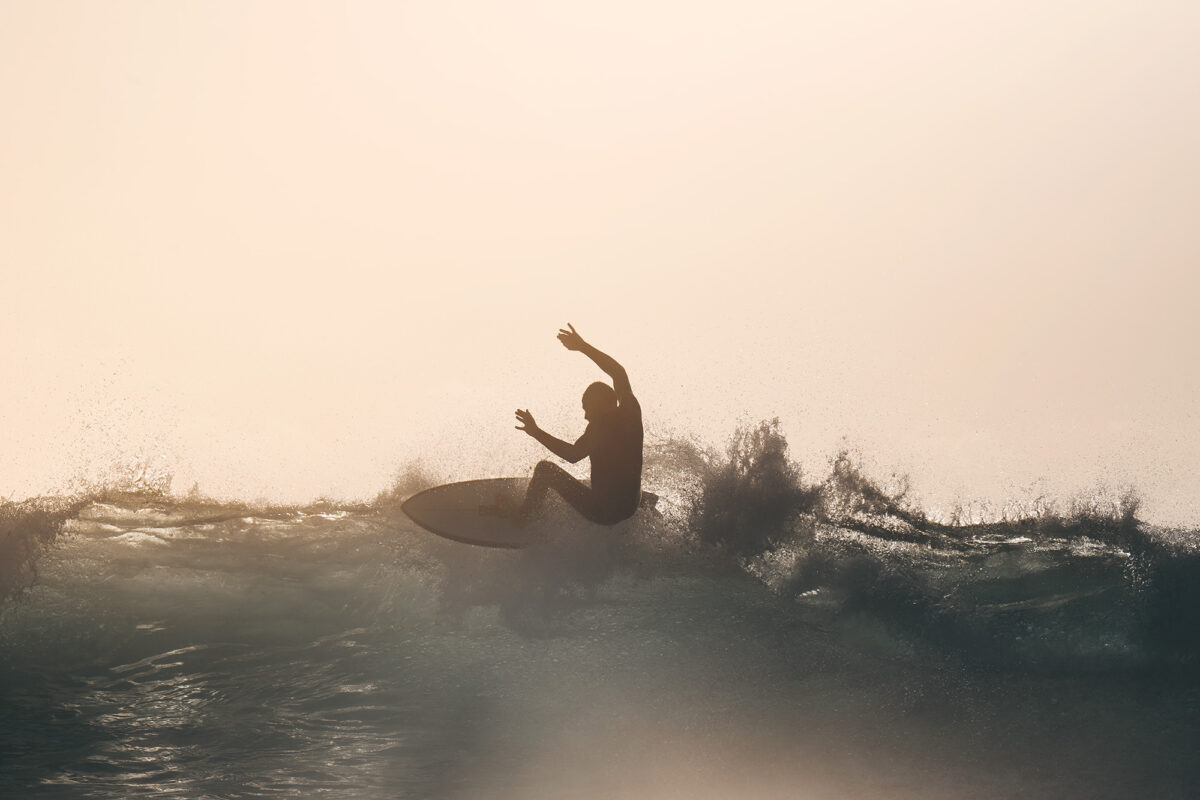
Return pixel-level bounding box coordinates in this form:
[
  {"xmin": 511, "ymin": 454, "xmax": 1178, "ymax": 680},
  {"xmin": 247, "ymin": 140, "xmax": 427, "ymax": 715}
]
[{"xmin": 499, "ymin": 324, "xmax": 644, "ymax": 526}]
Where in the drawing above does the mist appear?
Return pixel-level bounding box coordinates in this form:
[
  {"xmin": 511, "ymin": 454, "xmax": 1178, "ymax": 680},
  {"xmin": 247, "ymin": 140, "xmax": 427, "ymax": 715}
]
[{"xmin": 2, "ymin": 1, "xmax": 1197, "ymax": 524}]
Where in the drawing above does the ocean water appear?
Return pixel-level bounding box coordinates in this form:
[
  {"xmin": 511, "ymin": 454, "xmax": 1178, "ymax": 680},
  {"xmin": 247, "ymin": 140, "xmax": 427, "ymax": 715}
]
[{"xmin": 2, "ymin": 468, "xmax": 1198, "ymax": 798}]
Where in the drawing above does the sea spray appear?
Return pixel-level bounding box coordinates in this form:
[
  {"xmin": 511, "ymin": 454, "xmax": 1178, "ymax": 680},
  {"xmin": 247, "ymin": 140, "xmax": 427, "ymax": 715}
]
[
  {"xmin": 643, "ymin": 419, "xmax": 1199, "ymax": 669},
  {"xmin": 0, "ymin": 496, "xmax": 92, "ymax": 608}
]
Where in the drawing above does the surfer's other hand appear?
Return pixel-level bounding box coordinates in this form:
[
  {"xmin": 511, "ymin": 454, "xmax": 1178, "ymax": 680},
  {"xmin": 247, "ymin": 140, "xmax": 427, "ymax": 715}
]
[
  {"xmin": 557, "ymin": 323, "xmax": 585, "ymax": 351},
  {"xmin": 515, "ymin": 409, "xmax": 538, "ymax": 433}
]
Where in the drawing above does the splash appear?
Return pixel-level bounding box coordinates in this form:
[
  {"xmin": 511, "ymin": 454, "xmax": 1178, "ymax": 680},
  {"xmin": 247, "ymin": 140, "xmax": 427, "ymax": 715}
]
[
  {"xmin": 0, "ymin": 496, "xmax": 89, "ymax": 605},
  {"xmin": 372, "ymin": 459, "xmax": 444, "ymax": 512},
  {"xmin": 642, "ymin": 418, "xmax": 1198, "ymax": 668}
]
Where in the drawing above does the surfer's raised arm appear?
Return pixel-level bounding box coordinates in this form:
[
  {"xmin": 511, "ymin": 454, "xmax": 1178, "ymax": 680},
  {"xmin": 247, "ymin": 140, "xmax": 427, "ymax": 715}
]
[
  {"xmin": 514, "ymin": 409, "xmax": 589, "ymax": 463},
  {"xmin": 557, "ymin": 324, "xmax": 634, "ymax": 405}
]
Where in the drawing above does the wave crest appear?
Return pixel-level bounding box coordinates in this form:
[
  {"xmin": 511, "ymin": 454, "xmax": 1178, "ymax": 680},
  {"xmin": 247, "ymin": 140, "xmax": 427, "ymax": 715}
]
[{"xmin": 0, "ymin": 497, "xmax": 89, "ymax": 606}]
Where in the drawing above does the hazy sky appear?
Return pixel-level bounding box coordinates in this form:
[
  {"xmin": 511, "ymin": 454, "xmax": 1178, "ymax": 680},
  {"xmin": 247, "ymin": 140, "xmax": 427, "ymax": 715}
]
[{"xmin": 3, "ymin": 1, "xmax": 1198, "ymax": 524}]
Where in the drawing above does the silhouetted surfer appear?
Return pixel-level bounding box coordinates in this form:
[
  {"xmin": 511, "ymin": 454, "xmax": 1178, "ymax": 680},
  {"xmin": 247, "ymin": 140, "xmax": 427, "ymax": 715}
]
[{"xmin": 499, "ymin": 324, "xmax": 644, "ymax": 526}]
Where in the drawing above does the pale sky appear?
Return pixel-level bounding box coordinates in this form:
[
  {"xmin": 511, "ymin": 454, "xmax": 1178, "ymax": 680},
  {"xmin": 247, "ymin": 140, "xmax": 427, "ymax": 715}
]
[{"xmin": 2, "ymin": 1, "xmax": 1198, "ymax": 524}]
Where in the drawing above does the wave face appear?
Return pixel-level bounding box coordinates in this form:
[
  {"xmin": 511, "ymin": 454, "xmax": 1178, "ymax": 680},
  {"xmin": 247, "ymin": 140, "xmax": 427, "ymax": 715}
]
[{"xmin": 2, "ymin": 451, "xmax": 1199, "ymax": 798}]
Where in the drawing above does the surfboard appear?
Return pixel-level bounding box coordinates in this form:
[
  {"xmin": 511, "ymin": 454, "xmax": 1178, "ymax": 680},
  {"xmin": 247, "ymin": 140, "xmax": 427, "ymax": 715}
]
[
  {"xmin": 401, "ymin": 478, "xmax": 661, "ymax": 548},
  {"xmin": 401, "ymin": 478, "xmax": 533, "ymax": 548}
]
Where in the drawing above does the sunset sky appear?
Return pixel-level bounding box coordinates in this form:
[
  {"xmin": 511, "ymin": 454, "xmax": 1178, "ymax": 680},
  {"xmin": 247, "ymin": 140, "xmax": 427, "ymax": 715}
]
[{"xmin": 2, "ymin": 1, "xmax": 1197, "ymax": 524}]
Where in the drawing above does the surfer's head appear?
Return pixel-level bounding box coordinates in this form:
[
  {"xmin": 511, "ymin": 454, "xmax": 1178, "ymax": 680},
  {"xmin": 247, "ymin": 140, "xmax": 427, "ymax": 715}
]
[{"xmin": 582, "ymin": 382, "xmax": 618, "ymax": 421}]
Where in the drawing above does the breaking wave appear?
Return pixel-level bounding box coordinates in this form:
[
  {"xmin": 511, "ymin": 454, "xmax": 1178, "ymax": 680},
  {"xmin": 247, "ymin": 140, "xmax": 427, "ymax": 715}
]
[
  {"xmin": 4, "ymin": 419, "xmax": 1198, "ymax": 669},
  {"xmin": 2, "ymin": 420, "xmax": 1197, "ymax": 798}
]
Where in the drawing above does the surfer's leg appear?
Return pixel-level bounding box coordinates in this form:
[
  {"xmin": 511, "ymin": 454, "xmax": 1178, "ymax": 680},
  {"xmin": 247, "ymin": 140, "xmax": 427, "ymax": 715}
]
[{"xmin": 519, "ymin": 460, "xmax": 604, "ymax": 523}]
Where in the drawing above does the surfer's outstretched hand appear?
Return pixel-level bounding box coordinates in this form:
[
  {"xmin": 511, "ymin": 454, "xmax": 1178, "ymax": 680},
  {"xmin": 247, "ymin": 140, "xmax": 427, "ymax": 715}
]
[
  {"xmin": 557, "ymin": 323, "xmax": 586, "ymax": 352},
  {"xmin": 515, "ymin": 408, "xmax": 539, "ymax": 434}
]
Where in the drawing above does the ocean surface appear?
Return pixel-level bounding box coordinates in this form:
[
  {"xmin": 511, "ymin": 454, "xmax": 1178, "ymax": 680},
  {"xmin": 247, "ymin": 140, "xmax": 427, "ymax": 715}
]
[{"xmin": 2, "ymin": 447, "xmax": 1198, "ymax": 799}]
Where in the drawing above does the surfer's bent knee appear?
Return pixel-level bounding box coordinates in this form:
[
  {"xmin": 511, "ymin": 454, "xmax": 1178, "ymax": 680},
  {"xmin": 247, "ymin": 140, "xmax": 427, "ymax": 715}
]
[{"xmin": 533, "ymin": 460, "xmax": 569, "ymax": 479}]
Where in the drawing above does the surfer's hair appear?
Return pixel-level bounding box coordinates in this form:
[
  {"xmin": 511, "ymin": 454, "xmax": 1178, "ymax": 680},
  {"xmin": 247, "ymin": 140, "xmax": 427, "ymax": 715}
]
[{"xmin": 582, "ymin": 381, "xmax": 617, "ymax": 408}]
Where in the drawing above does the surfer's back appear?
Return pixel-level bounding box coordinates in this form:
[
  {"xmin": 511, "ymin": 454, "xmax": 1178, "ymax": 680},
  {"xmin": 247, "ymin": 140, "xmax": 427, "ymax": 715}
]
[{"xmin": 582, "ymin": 395, "xmax": 643, "ymax": 516}]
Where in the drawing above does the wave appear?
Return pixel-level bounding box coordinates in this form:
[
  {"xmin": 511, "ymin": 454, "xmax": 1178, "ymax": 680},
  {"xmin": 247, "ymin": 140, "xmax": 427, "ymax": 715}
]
[
  {"xmin": 4, "ymin": 427, "xmax": 1197, "ymax": 800},
  {"xmin": 640, "ymin": 419, "xmax": 1200, "ymax": 668},
  {"xmin": 3, "ymin": 419, "xmax": 1197, "ymax": 669},
  {"xmin": 0, "ymin": 497, "xmax": 80, "ymax": 605},
  {"xmin": 0, "ymin": 483, "xmax": 365, "ymax": 612}
]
